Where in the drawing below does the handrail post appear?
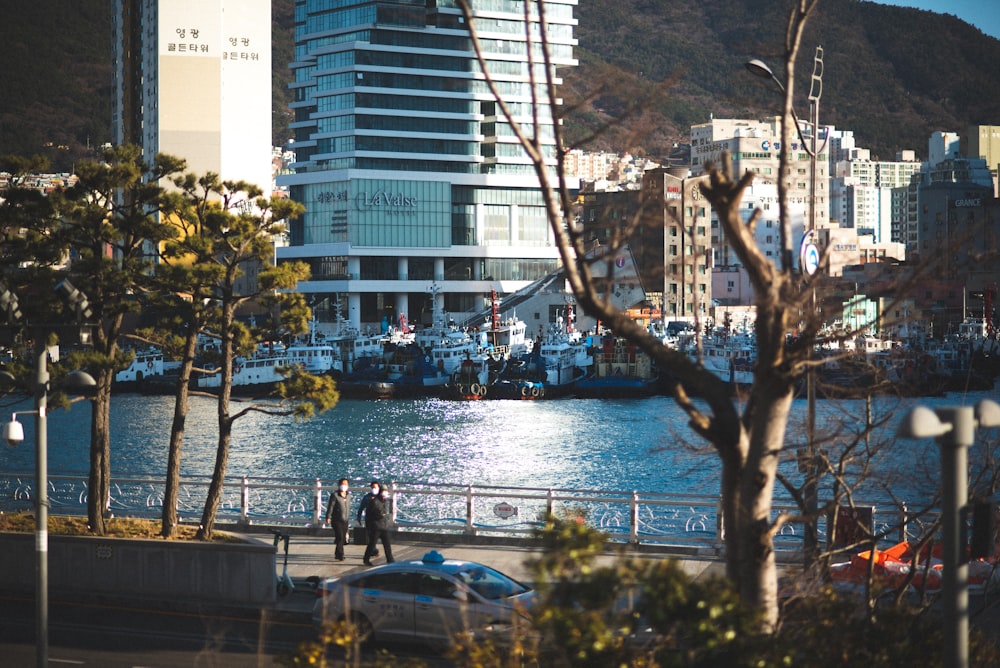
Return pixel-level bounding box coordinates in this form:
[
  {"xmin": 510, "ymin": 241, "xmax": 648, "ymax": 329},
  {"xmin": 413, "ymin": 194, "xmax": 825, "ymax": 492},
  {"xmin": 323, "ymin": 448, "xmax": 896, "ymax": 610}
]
[
  {"xmin": 240, "ymin": 476, "xmax": 250, "ymax": 525},
  {"xmin": 630, "ymin": 491, "xmax": 639, "ymax": 545},
  {"xmin": 465, "ymin": 485, "xmax": 475, "ymax": 534},
  {"xmin": 716, "ymin": 497, "xmax": 725, "ymax": 542},
  {"xmin": 313, "ymin": 478, "xmax": 323, "ymax": 526},
  {"xmin": 899, "ymin": 502, "xmax": 908, "ymax": 544},
  {"xmin": 390, "ymin": 482, "xmax": 398, "ymax": 524}
]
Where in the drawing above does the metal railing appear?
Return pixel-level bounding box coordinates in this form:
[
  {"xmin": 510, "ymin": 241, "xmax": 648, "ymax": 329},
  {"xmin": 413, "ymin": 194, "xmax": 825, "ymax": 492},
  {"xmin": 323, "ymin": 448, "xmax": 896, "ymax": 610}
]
[{"xmin": 0, "ymin": 471, "xmax": 922, "ymax": 553}]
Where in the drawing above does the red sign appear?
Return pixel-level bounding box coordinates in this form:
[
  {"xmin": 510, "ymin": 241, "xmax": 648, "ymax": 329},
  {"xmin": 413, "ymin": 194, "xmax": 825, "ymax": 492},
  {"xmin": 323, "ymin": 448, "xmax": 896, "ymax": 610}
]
[{"xmin": 493, "ymin": 502, "xmax": 518, "ymax": 519}]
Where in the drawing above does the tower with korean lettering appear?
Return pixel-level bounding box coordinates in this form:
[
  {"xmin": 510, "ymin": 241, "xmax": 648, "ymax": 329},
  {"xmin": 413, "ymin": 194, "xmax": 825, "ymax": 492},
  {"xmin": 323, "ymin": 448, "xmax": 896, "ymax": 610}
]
[{"xmin": 112, "ymin": 0, "xmax": 272, "ymax": 199}]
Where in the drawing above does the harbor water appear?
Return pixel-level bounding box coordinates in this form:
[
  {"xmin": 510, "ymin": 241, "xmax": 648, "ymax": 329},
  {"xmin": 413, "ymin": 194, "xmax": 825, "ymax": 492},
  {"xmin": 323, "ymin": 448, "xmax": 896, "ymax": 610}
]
[{"xmin": 2, "ymin": 388, "xmax": 997, "ymax": 506}]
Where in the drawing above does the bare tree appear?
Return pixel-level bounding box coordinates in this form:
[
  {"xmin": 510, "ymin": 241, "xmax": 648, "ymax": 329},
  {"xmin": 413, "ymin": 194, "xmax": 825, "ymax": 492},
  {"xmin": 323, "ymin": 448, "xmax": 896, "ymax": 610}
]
[{"xmin": 455, "ymin": 0, "xmax": 831, "ymax": 627}]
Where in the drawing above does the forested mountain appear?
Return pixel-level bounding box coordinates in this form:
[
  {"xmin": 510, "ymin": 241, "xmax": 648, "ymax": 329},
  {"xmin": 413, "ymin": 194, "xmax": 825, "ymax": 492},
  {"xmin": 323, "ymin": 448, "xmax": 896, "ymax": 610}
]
[
  {"xmin": 568, "ymin": 0, "xmax": 1000, "ymax": 159},
  {"xmin": 2, "ymin": 0, "xmax": 998, "ymax": 171}
]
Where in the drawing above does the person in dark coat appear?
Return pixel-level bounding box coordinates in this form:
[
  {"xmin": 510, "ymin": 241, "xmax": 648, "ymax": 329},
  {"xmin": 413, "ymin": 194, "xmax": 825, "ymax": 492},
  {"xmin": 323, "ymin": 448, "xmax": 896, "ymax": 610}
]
[
  {"xmin": 325, "ymin": 477, "xmax": 352, "ymax": 561},
  {"xmin": 356, "ymin": 480, "xmax": 393, "ymax": 565}
]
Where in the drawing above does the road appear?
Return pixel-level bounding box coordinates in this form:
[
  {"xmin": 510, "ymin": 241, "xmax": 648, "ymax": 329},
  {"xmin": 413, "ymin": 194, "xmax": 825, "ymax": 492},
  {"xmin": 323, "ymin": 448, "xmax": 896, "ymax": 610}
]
[
  {"xmin": 0, "ymin": 591, "xmax": 451, "ymax": 667},
  {"xmin": 0, "ymin": 590, "xmax": 308, "ymax": 666}
]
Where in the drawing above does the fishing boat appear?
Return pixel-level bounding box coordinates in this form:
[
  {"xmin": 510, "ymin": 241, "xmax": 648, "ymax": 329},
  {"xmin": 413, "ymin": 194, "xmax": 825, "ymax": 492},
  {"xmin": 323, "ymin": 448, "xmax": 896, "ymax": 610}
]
[
  {"xmin": 115, "ymin": 348, "xmax": 164, "ymax": 383},
  {"xmin": 363, "ymin": 286, "xmax": 482, "ymax": 397},
  {"xmin": 443, "ymin": 291, "xmax": 532, "ymax": 400},
  {"xmin": 442, "ymin": 353, "xmax": 492, "ymax": 400},
  {"xmin": 334, "ymin": 354, "xmax": 396, "ymax": 399},
  {"xmin": 195, "ymin": 329, "xmax": 336, "ymax": 395},
  {"xmin": 414, "ymin": 318, "xmax": 480, "ymax": 382},
  {"xmin": 522, "ymin": 306, "xmax": 592, "ymax": 398},
  {"xmin": 320, "ymin": 307, "xmax": 387, "ymax": 378},
  {"xmin": 473, "ymin": 289, "xmax": 533, "ymax": 361},
  {"xmin": 113, "ymin": 347, "xmax": 167, "ymax": 392},
  {"xmin": 574, "ymin": 335, "xmax": 659, "ymax": 399},
  {"xmin": 488, "ymin": 358, "xmax": 547, "ymax": 400},
  {"xmin": 691, "ymin": 328, "xmax": 756, "ymax": 391}
]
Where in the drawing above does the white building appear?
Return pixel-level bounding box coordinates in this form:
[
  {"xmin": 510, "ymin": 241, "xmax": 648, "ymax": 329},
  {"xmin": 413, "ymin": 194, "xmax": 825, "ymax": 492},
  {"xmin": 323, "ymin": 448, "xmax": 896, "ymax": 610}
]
[
  {"xmin": 928, "ymin": 131, "xmax": 961, "ymax": 167},
  {"xmin": 829, "ymin": 143, "xmax": 921, "ymax": 244},
  {"xmin": 565, "ymin": 150, "xmax": 620, "ymax": 182},
  {"xmin": 828, "ymin": 126, "xmax": 921, "ymax": 240},
  {"xmin": 111, "ymin": 0, "xmax": 273, "ymax": 197},
  {"xmin": 691, "ymin": 116, "xmax": 828, "ymax": 235}
]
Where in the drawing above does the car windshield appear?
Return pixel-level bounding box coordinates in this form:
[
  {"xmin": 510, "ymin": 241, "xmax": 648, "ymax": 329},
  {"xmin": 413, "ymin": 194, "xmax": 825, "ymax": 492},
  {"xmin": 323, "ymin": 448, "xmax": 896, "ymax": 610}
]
[{"xmin": 454, "ymin": 565, "xmax": 530, "ymax": 600}]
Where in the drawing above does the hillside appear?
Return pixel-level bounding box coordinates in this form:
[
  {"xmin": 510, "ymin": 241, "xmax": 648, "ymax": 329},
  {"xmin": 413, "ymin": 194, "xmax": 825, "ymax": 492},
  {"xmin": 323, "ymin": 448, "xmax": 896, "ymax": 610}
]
[
  {"xmin": 567, "ymin": 0, "xmax": 1000, "ymax": 158},
  {"xmin": 1, "ymin": 0, "xmax": 998, "ymax": 170}
]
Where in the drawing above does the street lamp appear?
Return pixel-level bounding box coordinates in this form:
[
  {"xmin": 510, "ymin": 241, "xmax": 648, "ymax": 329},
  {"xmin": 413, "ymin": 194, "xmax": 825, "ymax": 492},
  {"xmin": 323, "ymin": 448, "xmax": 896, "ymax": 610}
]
[
  {"xmin": 744, "ymin": 57, "xmax": 813, "ymax": 155},
  {"xmin": 898, "ymin": 399, "xmax": 1000, "ymax": 668},
  {"xmin": 0, "ymin": 281, "xmax": 96, "ymax": 668},
  {"xmin": 747, "ymin": 48, "xmax": 827, "ymax": 564},
  {"xmin": 745, "ymin": 49, "xmax": 828, "ymax": 229},
  {"xmin": 2, "ymin": 350, "xmax": 95, "ymax": 668}
]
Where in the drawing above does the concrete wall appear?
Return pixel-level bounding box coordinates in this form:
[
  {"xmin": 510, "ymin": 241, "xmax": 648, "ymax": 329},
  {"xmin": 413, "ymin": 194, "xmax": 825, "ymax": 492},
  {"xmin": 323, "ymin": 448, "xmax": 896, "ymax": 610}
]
[{"xmin": 0, "ymin": 533, "xmax": 275, "ymax": 606}]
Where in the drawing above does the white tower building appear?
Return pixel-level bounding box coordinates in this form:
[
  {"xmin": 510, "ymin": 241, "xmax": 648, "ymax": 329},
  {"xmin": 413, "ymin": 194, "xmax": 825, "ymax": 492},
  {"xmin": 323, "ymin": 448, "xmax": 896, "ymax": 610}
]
[{"xmin": 111, "ymin": 0, "xmax": 273, "ymax": 197}]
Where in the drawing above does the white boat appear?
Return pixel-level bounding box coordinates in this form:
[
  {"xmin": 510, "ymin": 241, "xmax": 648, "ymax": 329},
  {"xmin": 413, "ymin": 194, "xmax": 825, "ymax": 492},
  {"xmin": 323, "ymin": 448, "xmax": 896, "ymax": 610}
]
[
  {"xmin": 473, "ymin": 289, "xmax": 533, "ymax": 361},
  {"xmin": 408, "ymin": 296, "xmax": 481, "ymax": 383},
  {"xmin": 526, "ymin": 307, "xmax": 592, "ymax": 396},
  {"xmin": 691, "ymin": 329, "xmax": 756, "ymax": 387},
  {"xmin": 196, "ymin": 327, "xmax": 336, "ymax": 393},
  {"xmin": 114, "ymin": 348, "xmax": 165, "ymax": 384},
  {"xmin": 325, "ymin": 323, "xmax": 386, "ymax": 377}
]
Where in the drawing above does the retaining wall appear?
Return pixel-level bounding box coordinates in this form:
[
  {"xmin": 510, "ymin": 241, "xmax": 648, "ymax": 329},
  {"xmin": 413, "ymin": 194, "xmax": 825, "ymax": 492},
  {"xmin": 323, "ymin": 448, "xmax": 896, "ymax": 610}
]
[{"xmin": 0, "ymin": 532, "xmax": 275, "ymax": 606}]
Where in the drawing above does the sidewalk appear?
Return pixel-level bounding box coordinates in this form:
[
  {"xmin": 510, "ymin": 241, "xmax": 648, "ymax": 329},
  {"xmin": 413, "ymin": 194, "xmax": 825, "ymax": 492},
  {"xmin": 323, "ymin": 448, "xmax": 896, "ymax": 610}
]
[{"xmin": 261, "ymin": 531, "xmax": 729, "ymax": 618}]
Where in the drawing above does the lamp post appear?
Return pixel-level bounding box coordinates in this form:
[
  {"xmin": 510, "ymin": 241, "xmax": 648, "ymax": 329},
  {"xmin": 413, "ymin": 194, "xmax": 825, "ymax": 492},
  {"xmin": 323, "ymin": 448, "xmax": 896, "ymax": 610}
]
[
  {"xmin": 3, "ymin": 349, "xmax": 95, "ymax": 668},
  {"xmin": 746, "ymin": 47, "xmax": 826, "ymax": 564},
  {"xmin": 32, "ymin": 342, "xmax": 52, "ymax": 668},
  {"xmin": 1, "ymin": 280, "xmax": 96, "ymax": 668},
  {"xmin": 898, "ymin": 399, "xmax": 1000, "ymax": 668}
]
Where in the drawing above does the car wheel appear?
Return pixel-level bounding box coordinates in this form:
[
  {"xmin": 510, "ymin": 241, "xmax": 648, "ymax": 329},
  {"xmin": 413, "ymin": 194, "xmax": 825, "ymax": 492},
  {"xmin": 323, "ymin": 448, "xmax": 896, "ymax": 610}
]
[{"xmin": 343, "ymin": 612, "xmax": 374, "ymax": 644}]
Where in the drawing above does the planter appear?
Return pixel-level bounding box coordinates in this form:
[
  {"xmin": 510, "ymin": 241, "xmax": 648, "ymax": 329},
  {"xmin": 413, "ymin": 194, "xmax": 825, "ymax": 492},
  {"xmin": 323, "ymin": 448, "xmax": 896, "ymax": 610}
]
[{"xmin": 0, "ymin": 532, "xmax": 276, "ymax": 606}]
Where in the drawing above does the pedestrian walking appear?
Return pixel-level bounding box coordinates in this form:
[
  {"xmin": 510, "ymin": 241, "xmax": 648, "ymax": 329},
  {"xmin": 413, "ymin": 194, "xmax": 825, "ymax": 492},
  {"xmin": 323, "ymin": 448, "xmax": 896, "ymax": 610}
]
[
  {"xmin": 325, "ymin": 477, "xmax": 352, "ymax": 561},
  {"xmin": 356, "ymin": 480, "xmax": 393, "ymax": 565}
]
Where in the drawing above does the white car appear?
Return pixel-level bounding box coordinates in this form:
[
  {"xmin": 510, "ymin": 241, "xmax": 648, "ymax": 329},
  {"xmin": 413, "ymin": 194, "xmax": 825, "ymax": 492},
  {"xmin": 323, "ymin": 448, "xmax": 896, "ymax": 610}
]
[{"xmin": 311, "ymin": 550, "xmax": 536, "ymax": 646}]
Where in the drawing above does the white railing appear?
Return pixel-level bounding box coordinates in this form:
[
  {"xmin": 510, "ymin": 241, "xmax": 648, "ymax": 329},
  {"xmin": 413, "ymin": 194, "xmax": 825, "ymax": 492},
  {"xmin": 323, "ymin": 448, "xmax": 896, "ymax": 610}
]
[{"xmin": 0, "ymin": 471, "xmax": 920, "ymax": 552}]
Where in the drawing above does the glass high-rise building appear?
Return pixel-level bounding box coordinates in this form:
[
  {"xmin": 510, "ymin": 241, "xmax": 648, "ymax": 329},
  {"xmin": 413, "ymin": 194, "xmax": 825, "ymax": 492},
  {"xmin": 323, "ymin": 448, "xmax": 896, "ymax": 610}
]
[{"xmin": 278, "ymin": 0, "xmax": 578, "ymax": 332}]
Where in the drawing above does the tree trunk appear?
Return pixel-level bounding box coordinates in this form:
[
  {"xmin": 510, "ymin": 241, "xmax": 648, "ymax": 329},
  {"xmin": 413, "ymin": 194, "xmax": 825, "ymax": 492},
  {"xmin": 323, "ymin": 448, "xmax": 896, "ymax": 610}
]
[
  {"xmin": 197, "ymin": 301, "xmax": 236, "ymax": 541},
  {"xmin": 87, "ymin": 370, "xmax": 114, "ymax": 535},
  {"xmin": 161, "ymin": 329, "xmax": 198, "ymax": 537},
  {"xmin": 730, "ymin": 383, "xmax": 794, "ymax": 630},
  {"xmin": 196, "ymin": 413, "xmax": 232, "ymax": 540}
]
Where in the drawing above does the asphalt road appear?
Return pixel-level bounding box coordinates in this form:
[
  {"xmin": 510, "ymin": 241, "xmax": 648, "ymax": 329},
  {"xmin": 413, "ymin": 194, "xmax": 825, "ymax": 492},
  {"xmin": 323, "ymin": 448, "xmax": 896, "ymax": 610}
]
[{"xmin": 0, "ymin": 591, "xmax": 453, "ymax": 667}]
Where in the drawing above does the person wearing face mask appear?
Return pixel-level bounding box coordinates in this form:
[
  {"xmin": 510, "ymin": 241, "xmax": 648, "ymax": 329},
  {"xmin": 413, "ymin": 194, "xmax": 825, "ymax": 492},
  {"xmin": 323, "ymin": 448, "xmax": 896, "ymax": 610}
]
[
  {"xmin": 325, "ymin": 478, "xmax": 352, "ymax": 561},
  {"xmin": 356, "ymin": 480, "xmax": 394, "ymax": 566}
]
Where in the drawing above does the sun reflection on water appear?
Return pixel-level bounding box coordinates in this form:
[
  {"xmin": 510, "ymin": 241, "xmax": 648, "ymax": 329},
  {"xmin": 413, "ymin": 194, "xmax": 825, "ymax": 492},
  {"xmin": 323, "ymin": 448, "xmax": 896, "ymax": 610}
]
[{"xmin": 5, "ymin": 388, "xmax": 992, "ymax": 502}]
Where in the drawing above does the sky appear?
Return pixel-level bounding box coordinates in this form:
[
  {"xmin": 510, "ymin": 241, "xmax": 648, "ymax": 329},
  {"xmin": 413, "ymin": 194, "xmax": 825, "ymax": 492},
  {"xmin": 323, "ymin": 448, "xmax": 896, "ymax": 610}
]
[{"xmin": 868, "ymin": 1, "xmax": 1000, "ymax": 40}]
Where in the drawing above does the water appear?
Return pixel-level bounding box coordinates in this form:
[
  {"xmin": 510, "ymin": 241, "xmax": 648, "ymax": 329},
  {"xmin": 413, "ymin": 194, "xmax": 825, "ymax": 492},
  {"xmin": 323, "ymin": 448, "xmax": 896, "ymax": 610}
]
[{"xmin": 2, "ymin": 389, "xmax": 997, "ymax": 503}]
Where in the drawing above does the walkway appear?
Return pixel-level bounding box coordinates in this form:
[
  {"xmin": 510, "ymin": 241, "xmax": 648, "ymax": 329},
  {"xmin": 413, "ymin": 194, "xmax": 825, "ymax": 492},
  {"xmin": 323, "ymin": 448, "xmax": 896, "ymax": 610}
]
[{"xmin": 262, "ymin": 530, "xmax": 730, "ymax": 617}]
